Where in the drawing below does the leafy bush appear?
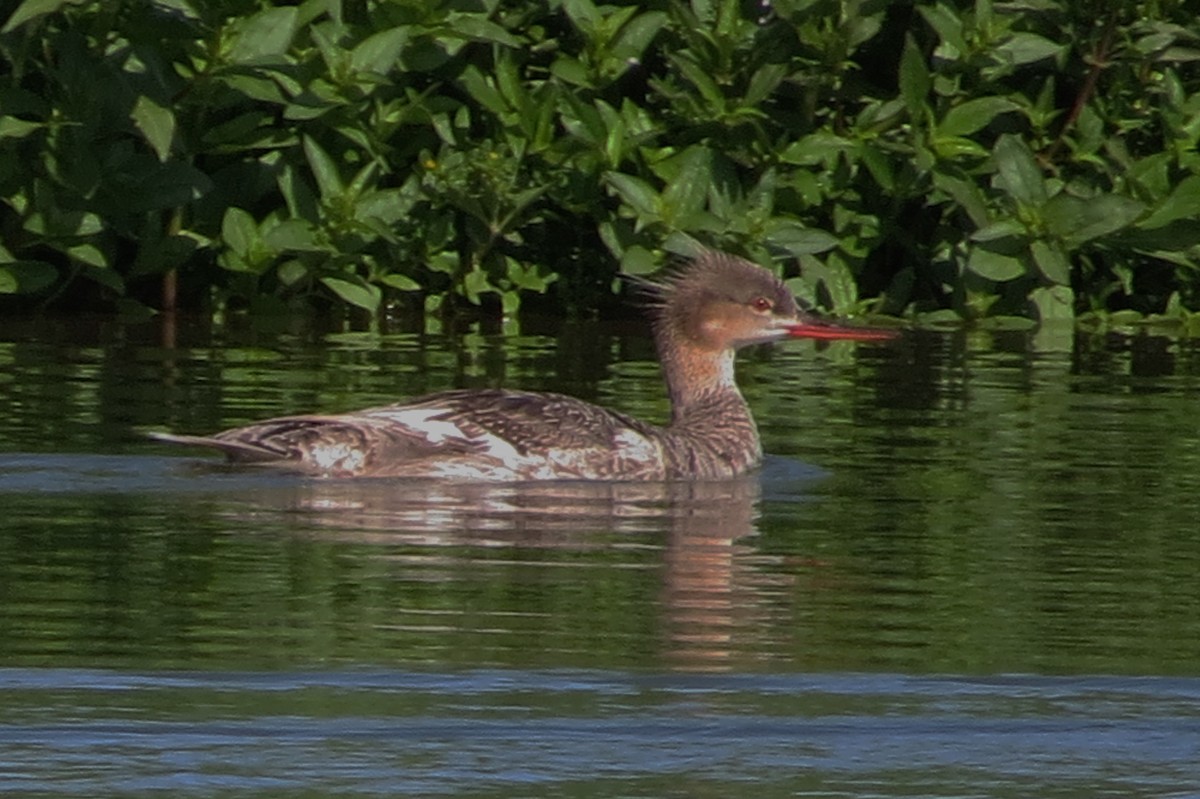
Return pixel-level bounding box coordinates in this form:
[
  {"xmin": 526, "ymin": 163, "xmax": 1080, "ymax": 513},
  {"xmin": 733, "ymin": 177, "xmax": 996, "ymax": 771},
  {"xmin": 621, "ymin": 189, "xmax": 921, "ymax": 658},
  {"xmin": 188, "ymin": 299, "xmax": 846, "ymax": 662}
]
[{"xmin": 1, "ymin": 0, "xmax": 1198, "ymax": 326}]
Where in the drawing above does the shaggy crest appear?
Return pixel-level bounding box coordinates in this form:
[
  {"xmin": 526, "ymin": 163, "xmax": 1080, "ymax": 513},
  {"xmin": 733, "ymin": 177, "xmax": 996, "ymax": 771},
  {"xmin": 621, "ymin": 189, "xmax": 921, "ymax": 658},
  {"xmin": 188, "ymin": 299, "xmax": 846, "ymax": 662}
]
[{"xmin": 628, "ymin": 251, "xmax": 800, "ymax": 332}]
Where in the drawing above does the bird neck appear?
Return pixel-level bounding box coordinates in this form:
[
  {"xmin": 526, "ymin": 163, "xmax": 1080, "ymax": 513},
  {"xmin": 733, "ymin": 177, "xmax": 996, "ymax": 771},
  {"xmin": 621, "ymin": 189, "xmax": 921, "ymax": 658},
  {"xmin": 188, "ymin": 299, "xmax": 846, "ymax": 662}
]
[{"xmin": 656, "ymin": 329, "xmax": 745, "ymax": 425}]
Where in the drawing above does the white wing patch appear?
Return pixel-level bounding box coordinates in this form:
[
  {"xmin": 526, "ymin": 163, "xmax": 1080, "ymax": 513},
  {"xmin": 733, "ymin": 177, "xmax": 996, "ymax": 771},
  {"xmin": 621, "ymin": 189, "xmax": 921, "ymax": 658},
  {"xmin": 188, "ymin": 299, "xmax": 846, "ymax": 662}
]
[
  {"xmin": 368, "ymin": 406, "xmax": 525, "ymax": 468},
  {"xmin": 612, "ymin": 427, "xmax": 659, "ymax": 465},
  {"xmin": 310, "ymin": 442, "xmax": 366, "ymax": 474},
  {"xmin": 371, "ymin": 407, "xmax": 467, "ymax": 443}
]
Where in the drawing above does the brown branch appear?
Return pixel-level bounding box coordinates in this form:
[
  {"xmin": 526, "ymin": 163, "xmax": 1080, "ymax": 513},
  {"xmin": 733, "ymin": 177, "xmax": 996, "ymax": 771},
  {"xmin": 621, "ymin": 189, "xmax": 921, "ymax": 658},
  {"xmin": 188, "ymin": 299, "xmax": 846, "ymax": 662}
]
[{"xmin": 1044, "ymin": 14, "xmax": 1119, "ymax": 165}]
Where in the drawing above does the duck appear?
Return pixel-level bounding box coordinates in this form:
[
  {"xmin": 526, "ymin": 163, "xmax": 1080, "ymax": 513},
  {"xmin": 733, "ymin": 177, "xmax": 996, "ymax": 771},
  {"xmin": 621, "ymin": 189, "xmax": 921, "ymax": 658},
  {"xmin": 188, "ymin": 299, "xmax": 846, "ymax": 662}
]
[{"xmin": 151, "ymin": 251, "xmax": 895, "ymax": 480}]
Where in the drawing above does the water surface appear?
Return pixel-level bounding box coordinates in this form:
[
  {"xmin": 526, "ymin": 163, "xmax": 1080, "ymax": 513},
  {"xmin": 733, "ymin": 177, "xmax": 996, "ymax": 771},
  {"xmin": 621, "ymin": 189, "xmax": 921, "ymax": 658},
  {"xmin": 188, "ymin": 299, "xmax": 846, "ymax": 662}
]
[{"xmin": 1, "ymin": 316, "xmax": 1198, "ymax": 796}]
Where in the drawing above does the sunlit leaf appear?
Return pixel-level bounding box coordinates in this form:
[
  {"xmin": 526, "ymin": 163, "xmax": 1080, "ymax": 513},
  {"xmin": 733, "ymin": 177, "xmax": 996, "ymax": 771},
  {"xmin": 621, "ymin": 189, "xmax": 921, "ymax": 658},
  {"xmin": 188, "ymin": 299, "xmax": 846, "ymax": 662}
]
[
  {"xmin": 899, "ymin": 35, "xmax": 930, "ymax": 115},
  {"xmin": 0, "ymin": 116, "xmax": 43, "ymax": 139},
  {"xmin": 459, "ymin": 66, "xmax": 507, "ymax": 115},
  {"xmin": 221, "ymin": 207, "xmax": 258, "ymax": 256},
  {"xmin": 1030, "ymin": 284, "xmax": 1075, "ymax": 322},
  {"xmin": 442, "ymin": 13, "xmax": 522, "ymax": 47},
  {"xmin": 350, "ymin": 27, "xmax": 409, "ymax": 75},
  {"xmin": 302, "ymin": 135, "xmax": 344, "ymax": 202},
  {"xmin": 938, "ymin": 97, "xmax": 1021, "ymax": 137},
  {"xmin": 380, "ymin": 273, "xmax": 421, "ymax": 291},
  {"xmin": 992, "ymin": 134, "xmax": 1047, "ymax": 206},
  {"xmin": 1042, "ymin": 194, "xmax": 1146, "ymax": 247},
  {"xmin": 224, "ymin": 6, "xmax": 297, "ymax": 63},
  {"xmin": 670, "ymin": 54, "xmax": 724, "ymax": 109},
  {"xmin": 619, "ymin": 246, "xmax": 657, "ymax": 275},
  {"xmin": 611, "ymin": 11, "xmax": 667, "ymax": 65},
  {"xmin": 968, "ymin": 245, "xmax": 1027, "ymax": 282},
  {"xmin": 561, "ymin": 0, "xmax": 601, "ymax": 36},
  {"xmin": 971, "ymin": 220, "xmax": 1026, "ymax": 242},
  {"xmin": 604, "ymin": 172, "xmax": 660, "ymax": 218},
  {"xmin": 263, "ymin": 219, "xmax": 321, "ymax": 252},
  {"xmin": 765, "ymin": 220, "xmax": 839, "ymax": 255},
  {"xmin": 660, "ymin": 147, "xmax": 711, "ymax": 224},
  {"xmin": 995, "ymin": 32, "xmax": 1063, "ymax": 66},
  {"xmin": 321, "ymin": 276, "xmax": 380, "ymax": 311},
  {"xmin": 67, "ymin": 243, "xmax": 107, "ymax": 268},
  {"xmin": 918, "ymin": 2, "xmax": 968, "ymax": 56},
  {"xmin": 1138, "ymin": 175, "xmax": 1200, "ymax": 230},
  {"xmin": 131, "ymin": 95, "xmax": 175, "ymax": 162},
  {"xmin": 1030, "ymin": 240, "xmax": 1070, "ymax": 285},
  {"xmin": 462, "ymin": 267, "xmax": 493, "ymax": 303},
  {"xmin": 550, "ymin": 57, "xmax": 591, "ymax": 88},
  {"xmin": 933, "ymin": 136, "xmax": 990, "ymax": 160}
]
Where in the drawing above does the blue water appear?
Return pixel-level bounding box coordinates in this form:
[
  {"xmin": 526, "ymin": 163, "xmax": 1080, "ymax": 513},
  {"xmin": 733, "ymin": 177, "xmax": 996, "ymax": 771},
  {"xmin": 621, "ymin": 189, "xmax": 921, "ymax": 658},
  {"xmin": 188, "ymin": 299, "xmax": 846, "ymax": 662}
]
[{"xmin": 3, "ymin": 669, "xmax": 1198, "ymax": 797}]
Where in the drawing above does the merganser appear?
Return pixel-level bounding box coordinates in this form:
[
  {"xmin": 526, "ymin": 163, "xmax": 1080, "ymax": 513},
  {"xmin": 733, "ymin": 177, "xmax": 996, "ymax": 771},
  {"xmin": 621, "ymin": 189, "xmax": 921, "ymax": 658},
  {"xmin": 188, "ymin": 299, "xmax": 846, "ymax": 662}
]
[{"xmin": 151, "ymin": 251, "xmax": 895, "ymax": 480}]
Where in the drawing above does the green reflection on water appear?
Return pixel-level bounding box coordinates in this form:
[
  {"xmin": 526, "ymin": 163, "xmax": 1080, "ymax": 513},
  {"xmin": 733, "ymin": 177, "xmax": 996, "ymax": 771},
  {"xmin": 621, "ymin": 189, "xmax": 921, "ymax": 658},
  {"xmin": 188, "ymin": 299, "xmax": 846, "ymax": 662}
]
[{"xmin": 1, "ymin": 318, "xmax": 1199, "ymax": 675}]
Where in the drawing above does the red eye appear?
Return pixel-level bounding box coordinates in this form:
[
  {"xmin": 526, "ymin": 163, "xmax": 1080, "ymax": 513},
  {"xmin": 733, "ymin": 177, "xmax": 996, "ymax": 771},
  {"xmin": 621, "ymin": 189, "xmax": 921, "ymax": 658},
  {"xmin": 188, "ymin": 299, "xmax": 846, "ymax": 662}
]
[{"xmin": 751, "ymin": 296, "xmax": 772, "ymax": 312}]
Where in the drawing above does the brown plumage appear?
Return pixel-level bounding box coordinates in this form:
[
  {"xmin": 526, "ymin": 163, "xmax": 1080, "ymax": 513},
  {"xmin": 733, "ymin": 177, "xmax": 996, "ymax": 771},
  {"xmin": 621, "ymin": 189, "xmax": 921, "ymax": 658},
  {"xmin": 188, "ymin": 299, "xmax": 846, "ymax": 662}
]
[{"xmin": 151, "ymin": 251, "xmax": 895, "ymax": 480}]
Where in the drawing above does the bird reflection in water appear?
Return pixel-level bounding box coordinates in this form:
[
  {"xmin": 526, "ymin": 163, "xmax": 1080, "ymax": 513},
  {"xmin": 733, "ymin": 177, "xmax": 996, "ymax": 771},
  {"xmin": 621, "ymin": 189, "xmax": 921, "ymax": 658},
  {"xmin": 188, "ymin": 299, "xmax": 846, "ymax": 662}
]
[{"xmin": 211, "ymin": 474, "xmax": 791, "ymax": 671}]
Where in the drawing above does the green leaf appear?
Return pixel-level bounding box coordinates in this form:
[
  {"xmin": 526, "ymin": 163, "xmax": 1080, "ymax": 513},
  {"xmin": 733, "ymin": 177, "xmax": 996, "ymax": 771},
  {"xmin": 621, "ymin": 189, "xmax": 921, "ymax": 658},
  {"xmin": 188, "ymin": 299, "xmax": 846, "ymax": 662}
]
[
  {"xmin": 932, "ymin": 136, "xmax": 990, "ymax": 160},
  {"xmin": 0, "ymin": 261, "xmax": 57, "ymax": 293},
  {"xmin": 938, "ymin": 97, "xmax": 1021, "ymax": 137},
  {"xmin": 604, "ymin": 172, "xmax": 660, "ymax": 219},
  {"xmin": 619, "ymin": 245, "xmax": 658, "ymax": 275},
  {"xmin": 970, "ymin": 219, "xmax": 1025, "ymax": 243},
  {"xmin": 459, "ymin": 66, "xmax": 507, "ymax": 116},
  {"xmin": 932, "ymin": 168, "xmax": 990, "ymax": 227},
  {"xmin": 263, "ymin": 219, "xmax": 321, "ymax": 252},
  {"xmin": 427, "ymin": 251, "xmax": 458, "ymax": 275},
  {"xmin": 992, "ymin": 133, "xmax": 1047, "ymax": 206},
  {"xmin": 1030, "ymin": 284, "xmax": 1075, "ymax": 323},
  {"xmin": 380, "ymin": 273, "xmax": 421, "ymax": 291},
  {"xmin": 2, "ymin": 0, "xmax": 82, "ymax": 32},
  {"xmin": 1137, "ymin": 175, "xmax": 1200, "ymax": 229},
  {"xmin": 321, "ymin": 276, "xmax": 380, "ymax": 311},
  {"xmin": 221, "ymin": 207, "xmax": 258, "ymax": 256},
  {"xmin": 611, "ymin": 11, "xmax": 667, "ymax": 64},
  {"xmin": 505, "ymin": 257, "xmax": 555, "ymax": 292},
  {"xmin": 968, "ymin": 245, "xmax": 1027, "ymax": 281},
  {"xmin": 898, "ymin": 35, "xmax": 930, "ymax": 116},
  {"xmin": 561, "ymin": 0, "xmax": 601, "ymax": 36},
  {"xmin": 120, "ymin": 161, "xmax": 213, "ymax": 213},
  {"xmin": 277, "ymin": 259, "xmax": 308, "ymax": 286},
  {"xmin": 670, "ymin": 55, "xmax": 724, "ymax": 110},
  {"xmin": 350, "ymin": 26, "xmax": 410, "ymax": 75},
  {"xmin": 1042, "ymin": 194, "xmax": 1146, "ymax": 247},
  {"xmin": 442, "ymin": 13, "xmax": 522, "ymax": 47},
  {"xmin": 765, "ymin": 220, "xmax": 839, "ymax": 255},
  {"xmin": 859, "ymin": 143, "xmax": 896, "ymax": 191},
  {"xmin": 67, "ymin": 243, "xmax": 107, "ymax": 268},
  {"xmin": 225, "ymin": 6, "xmax": 298, "ymax": 63},
  {"xmin": 918, "ymin": 3, "xmax": 968, "ymax": 57},
  {"xmin": 1030, "ymin": 239, "xmax": 1070, "ymax": 285},
  {"xmin": 550, "ymin": 57, "xmax": 591, "ymax": 88},
  {"xmin": 779, "ymin": 132, "xmax": 855, "ymax": 166},
  {"xmin": 995, "ymin": 32, "xmax": 1063, "ymax": 66},
  {"xmin": 0, "ymin": 116, "xmax": 43, "ymax": 139},
  {"xmin": 303, "ymin": 135, "xmax": 344, "ymax": 201},
  {"xmin": 462, "ymin": 268, "xmax": 493, "ymax": 304},
  {"xmin": 800, "ymin": 252, "xmax": 859, "ymax": 312},
  {"xmin": 660, "ymin": 147, "xmax": 711, "ymax": 224},
  {"xmin": 131, "ymin": 95, "xmax": 175, "ymax": 162}
]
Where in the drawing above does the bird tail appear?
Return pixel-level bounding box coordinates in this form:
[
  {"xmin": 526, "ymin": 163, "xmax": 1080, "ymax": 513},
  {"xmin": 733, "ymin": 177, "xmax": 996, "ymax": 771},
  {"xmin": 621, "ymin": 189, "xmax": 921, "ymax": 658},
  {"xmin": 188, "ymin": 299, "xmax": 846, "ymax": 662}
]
[{"xmin": 147, "ymin": 431, "xmax": 284, "ymax": 464}]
